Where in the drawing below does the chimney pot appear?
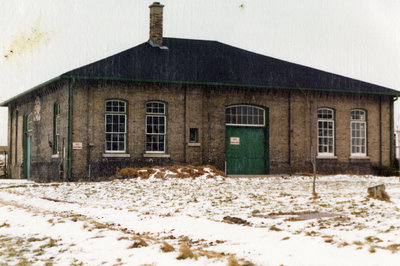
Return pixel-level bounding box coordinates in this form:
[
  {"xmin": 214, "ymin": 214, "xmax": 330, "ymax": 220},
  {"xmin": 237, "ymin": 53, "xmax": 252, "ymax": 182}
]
[{"xmin": 149, "ymin": 2, "xmax": 164, "ymax": 46}]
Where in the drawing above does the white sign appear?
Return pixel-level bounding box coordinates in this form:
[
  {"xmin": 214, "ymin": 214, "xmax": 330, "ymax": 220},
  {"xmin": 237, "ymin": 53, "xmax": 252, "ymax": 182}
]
[
  {"xmin": 230, "ymin": 137, "xmax": 240, "ymax": 145},
  {"xmin": 72, "ymin": 142, "xmax": 83, "ymax": 150}
]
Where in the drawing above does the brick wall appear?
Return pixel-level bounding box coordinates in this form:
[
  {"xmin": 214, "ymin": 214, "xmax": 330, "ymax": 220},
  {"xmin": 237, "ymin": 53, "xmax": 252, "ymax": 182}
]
[
  {"xmin": 7, "ymin": 80, "xmax": 70, "ymax": 180},
  {"xmin": 7, "ymin": 79, "xmax": 394, "ymax": 180}
]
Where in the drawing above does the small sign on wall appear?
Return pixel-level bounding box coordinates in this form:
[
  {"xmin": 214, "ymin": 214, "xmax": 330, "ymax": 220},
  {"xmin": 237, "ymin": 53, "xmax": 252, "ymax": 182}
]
[
  {"xmin": 72, "ymin": 142, "xmax": 83, "ymax": 150},
  {"xmin": 230, "ymin": 137, "xmax": 240, "ymax": 145}
]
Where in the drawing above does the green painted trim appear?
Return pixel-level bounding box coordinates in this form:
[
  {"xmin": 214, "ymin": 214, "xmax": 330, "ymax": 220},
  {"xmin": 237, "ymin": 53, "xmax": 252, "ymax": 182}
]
[
  {"xmin": 53, "ymin": 101, "xmax": 60, "ymax": 155},
  {"xmin": 0, "ymin": 76, "xmax": 64, "ymax": 106},
  {"xmin": 1, "ymin": 75, "xmax": 399, "ymax": 108},
  {"xmin": 22, "ymin": 113, "xmax": 28, "ymax": 179},
  {"xmin": 60, "ymin": 75, "xmax": 400, "ymax": 97},
  {"xmin": 225, "ymin": 105, "xmax": 270, "ymax": 174},
  {"xmin": 390, "ymin": 98, "xmax": 394, "ymax": 167},
  {"xmin": 67, "ymin": 78, "xmax": 75, "ymax": 181}
]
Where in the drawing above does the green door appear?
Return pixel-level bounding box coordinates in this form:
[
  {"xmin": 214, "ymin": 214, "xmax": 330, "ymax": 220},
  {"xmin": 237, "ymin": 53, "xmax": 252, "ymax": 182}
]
[
  {"xmin": 226, "ymin": 126, "xmax": 267, "ymax": 174},
  {"xmin": 23, "ymin": 113, "xmax": 32, "ymax": 179},
  {"xmin": 225, "ymin": 105, "xmax": 269, "ymax": 175}
]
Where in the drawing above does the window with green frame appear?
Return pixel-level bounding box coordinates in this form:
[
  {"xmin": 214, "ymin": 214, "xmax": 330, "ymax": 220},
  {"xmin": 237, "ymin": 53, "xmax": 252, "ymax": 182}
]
[{"xmin": 53, "ymin": 102, "xmax": 60, "ymax": 154}]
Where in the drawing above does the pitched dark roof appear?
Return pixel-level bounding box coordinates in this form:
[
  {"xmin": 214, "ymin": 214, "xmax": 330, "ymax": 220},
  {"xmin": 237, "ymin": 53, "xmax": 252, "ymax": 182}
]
[
  {"xmin": 61, "ymin": 37, "xmax": 398, "ymax": 95},
  {"xmin": 1, "ymin": 37, "xmax": 398, "ymax": 107}
]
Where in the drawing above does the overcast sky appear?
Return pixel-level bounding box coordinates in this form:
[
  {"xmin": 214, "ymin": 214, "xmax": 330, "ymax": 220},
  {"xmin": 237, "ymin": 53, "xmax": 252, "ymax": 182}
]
[{"xmin": 0, "ymin": 0, "xmax": 399, "ymax": 146}]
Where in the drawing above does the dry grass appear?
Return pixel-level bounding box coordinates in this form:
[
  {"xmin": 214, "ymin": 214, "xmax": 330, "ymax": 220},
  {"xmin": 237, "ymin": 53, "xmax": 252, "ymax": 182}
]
[
  {"xmin": 177, "ymin": 243, "xmax": 196, "ymax": 260},
  {"xmin": 227, "ymin": 256, "xmax": 240, "ymax": 266},
  {"xmin": 128, "ymin": 237, "xmax": 148, "ymax": 249},
  {"xmin": 0, "ymin": 222, "xmax": 10, "ymax": 228},
  {"xmin": 269, "ymin": 225, "xmax": 282, "ymax": 231},
  {"xmin": 386, "ymin": 244, "xmax": 400, "ymax": 253},
  {"xmin": 160, "ymin": 241, "xmax": 175, "ymax": 252},
  {"xmin": 116, "ymin": 165, "xmax": 227, "ymax": 179}
]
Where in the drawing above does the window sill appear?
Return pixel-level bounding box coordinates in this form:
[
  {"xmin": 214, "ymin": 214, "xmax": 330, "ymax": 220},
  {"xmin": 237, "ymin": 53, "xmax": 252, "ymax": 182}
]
[
  {"xmin": 349, "ymin": 156, "xmax": 370, "ymax": 160},
  {"xmin": 316, "ymin": 155, "xmax": 337, "ymax": 159},
  {"xmin": 143, "ymin": 153, "xmax": 170, "ymax": 158},
  {"xmin": 51, "ymin": 154, "xmax": 59, "ymax": 159},
  {"xmin": 102, "ymin": 153, "xmax": 130, "ymax": 158},
  {"xmin": 188, "ymin": 143, "xmax": 201, "ymax": 147}
]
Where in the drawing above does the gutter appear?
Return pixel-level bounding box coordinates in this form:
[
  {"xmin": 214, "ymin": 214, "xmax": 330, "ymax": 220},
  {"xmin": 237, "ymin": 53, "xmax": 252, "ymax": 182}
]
[
  {"xmin": 60, "ymin": 75, "xmax": 400, "ymax": 97},
  {"xmin": 0, "ymin": 76, "xmax": 63, "ymax": 106},
  {"xmin": 390, "ymin": 96, "xmax": 397, "ymax": 167},
  {"xmin": 67, "ymin": 78, "xmax": 75, "ymax": 181},
  {"xmin": 1, "ymin": 75, "xmax": 400, "ymax": 108}
]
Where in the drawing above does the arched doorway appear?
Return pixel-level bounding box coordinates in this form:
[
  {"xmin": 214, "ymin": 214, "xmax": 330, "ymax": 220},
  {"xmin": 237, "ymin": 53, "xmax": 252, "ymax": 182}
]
[{"xmin": 225, "ymin": 105, "xmax": 269, "ymax": 175}]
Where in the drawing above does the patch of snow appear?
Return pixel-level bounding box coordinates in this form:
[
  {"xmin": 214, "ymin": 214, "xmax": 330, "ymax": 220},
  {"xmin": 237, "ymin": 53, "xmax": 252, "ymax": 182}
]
[{"xmin": 0, "ymin": 175, "xmax": 400, "ymax": 265}]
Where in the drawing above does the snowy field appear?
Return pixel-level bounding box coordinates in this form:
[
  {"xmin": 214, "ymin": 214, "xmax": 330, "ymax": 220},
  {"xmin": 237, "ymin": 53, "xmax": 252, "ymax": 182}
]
[{"xmin": 0, "ymin": 175, "xmax": 400, "ymax": 265}]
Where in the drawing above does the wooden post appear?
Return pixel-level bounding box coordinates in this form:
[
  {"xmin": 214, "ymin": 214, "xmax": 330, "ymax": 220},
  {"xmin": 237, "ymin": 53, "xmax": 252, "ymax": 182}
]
[{"xmin": 312, "ymin": 153, "xmax": 317, "ymax": 197}]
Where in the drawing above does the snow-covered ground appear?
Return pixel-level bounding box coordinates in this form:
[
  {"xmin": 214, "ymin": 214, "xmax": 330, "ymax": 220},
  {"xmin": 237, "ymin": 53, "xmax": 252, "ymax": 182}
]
[{"xmin": 0, "ymin": 175, "xmax": 400, "ymax": 265}]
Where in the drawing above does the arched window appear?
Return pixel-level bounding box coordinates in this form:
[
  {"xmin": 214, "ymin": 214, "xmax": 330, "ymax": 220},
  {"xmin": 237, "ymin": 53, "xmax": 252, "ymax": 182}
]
[
  {"xmin": 225, "ymin": 105, "xmax": 265, "ymax": 126},
  {"xmin": 350, "ymin": 109, "xmax": 367, "ymax": 156},
  {"xmin": 105, "ymin": 100, "xmax": 127, "ymax": 153},
  {"xmin": 317, "ymin": 108, "xmax": 334, "ymax": 155},
  {"xmin": 146, "ymin": 101, "xmax": 167, "ymax": 153}
]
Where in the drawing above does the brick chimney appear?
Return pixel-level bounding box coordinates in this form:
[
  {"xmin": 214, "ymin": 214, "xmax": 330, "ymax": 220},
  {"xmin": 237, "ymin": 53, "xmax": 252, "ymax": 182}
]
[{"xmin": 149, "ymin": 2, "xmax": 164, "ymax": 46}]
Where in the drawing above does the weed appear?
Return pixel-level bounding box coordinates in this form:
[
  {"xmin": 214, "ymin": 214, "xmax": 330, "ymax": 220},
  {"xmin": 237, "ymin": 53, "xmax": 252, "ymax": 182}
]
[
  {"xmin": 128, "ymin": 237, "xmax": 148, "ymax": 249},
  {"xmin": 269, "ymin": 225, "xmax": 282, "ymax": 232},
  {"xmin": 40, "ymin": 238, "xmax": 57, "ymax": 249},
  {"xmin": 305, "ymin": 231, "xmax": 318, "ymax": 237},
  {"xmin": 227, "ymin": 256, "xmax": 240, "ymax": 266},
  {"xmin": 160, "ymin": 241, "xmax": 175, "ymax": 252},
  {"xmin": 0, "ymin": 222, "xmax": 10, "ymax": 228},
  {"xmin": 365, "ymin": 236, "xmax": 382, "ymax": 243},
  {"xmin": 27, "ymin": 237, "xmax": 44, "ymax": 242},
  {"xmin": 284, "ymin": 217, "xmax": 303, "ymax": 222},
  {"xmin": 177, "ymin": 243, "xmax": 195, "ymax": 260},
  {"xmin": 387, "ymin": 244, "xmax": 400, "ymax": 253},
  {"xmin": 352, "ymin": 241, "xmax": 363, "ymax": 246},
  {"xmin": 384, "ymin": 225, "xmax": 395, "ymax": 233},
  {"xmin": 180, "ymin": 236, "xmax": 190, "ymax": 242},
  {"xmin": 337, "ymin": 242, "xmax": 349, "ymax": 248}
]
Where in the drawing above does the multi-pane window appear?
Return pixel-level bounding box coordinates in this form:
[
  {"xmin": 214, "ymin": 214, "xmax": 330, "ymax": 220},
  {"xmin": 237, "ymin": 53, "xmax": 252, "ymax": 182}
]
[
  {"xmin": 226, "ymin": 105, "xmax": 265, "ymax": 126},
  {"xmin": 146, "ymin": 102, "xmax": 166, "ymax": 153},
  {"xmin": 350, "ymin": 109, "xmax": 366, "ymax": 155},
  {"xmin": 317, "ymin": 108, "xmax": 334, "ymax": 155},
  {"xmin": 105, "ymin": 100, "xmax": 127, "ymax": 152},
  {"xmin": 53, "ymin": 102, "xmax": 60, "ymax": 154}
]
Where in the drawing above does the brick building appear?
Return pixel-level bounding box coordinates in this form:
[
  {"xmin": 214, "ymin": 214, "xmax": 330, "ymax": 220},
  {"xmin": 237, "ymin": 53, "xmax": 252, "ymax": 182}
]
[{"xmin": 2, "ymin": 2, "xmax": 399, "ymax": 181}]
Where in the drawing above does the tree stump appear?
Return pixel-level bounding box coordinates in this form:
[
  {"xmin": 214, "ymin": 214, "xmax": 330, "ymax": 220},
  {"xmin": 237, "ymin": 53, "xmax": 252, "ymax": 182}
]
[{"xmin": 367, "ymin": 184, "xmax": 390, "ymax": 201}]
